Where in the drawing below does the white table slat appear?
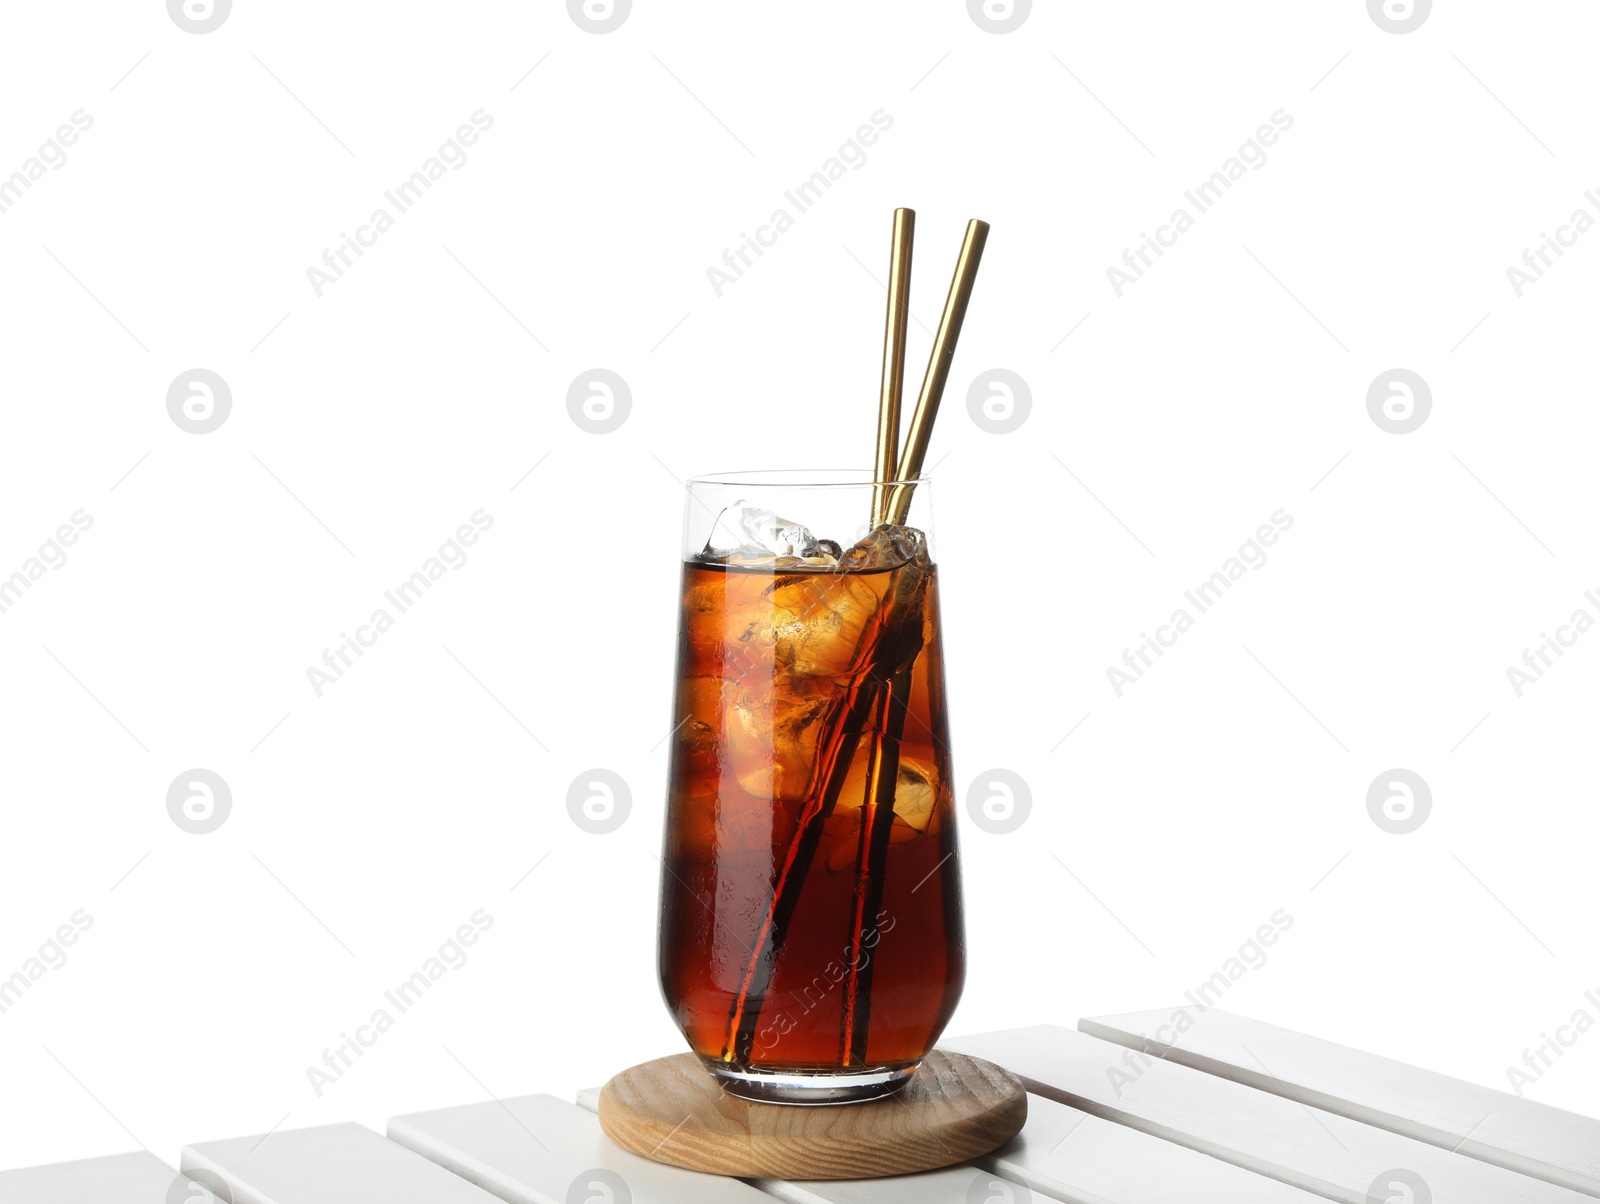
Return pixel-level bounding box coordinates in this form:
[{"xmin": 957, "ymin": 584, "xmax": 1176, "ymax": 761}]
[
  {"xmin": 575, "ymin": 1084, "xmax": 1322, "ymax": 1204},
  {"xmin": 946, "ymin": 1026, "xmax": 1592, "ymax": 1204},
  {"xmin": 1083, "ymin": 1008, "xmax": 1600, "ymax": 1199},
  {"xmin": 982, "ymin": 1092, "xmax": 1328, "ymax": 1204},
  {"xmin": 763, "ymin": 1173, "xmax": 1027, "ymax": 1204},
  {"xmin": 182, "ymin": 1121, "xmax": 504, "ymax": 1204},
  {"xmin": 389, "ymin": 1092, "xmax": 769, "ymax": 1203},
  {"xmin": 0, "ymin": 1151, "xmax": 176, "ymax": 1203}
]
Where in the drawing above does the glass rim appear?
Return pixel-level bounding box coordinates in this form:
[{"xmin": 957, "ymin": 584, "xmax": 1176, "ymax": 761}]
[{"xmin": 685, "ymin": 468, "xmax": 933, "ymax": 489}]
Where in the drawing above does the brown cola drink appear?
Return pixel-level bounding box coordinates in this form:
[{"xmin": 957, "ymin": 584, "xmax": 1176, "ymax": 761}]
[{"xmin": 657, "ymin": 520, "xmax": 964, "ymax": 1104}]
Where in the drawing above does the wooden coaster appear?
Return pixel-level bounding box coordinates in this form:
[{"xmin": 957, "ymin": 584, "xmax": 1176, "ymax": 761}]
[{"xmin": 598, "ymin": 1050, "xmax": 1027, "ymax": 1180}]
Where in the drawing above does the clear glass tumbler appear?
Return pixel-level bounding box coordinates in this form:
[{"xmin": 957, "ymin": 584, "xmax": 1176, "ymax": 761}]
[{"xmin": 656, "ymin": 471, "xmax": 964, "ymax": 1104}]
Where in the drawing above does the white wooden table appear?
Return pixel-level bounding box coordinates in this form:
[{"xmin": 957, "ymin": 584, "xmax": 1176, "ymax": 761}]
[{"xmin": 5, "ymin": 1010, "xmax": 1597, "ymax": 1203}]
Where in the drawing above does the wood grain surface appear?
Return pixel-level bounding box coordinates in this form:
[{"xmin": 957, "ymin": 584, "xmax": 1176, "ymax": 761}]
[{"xmin": 597, "ymin": 1051, "xmax": 1027, "ymax": 1180}]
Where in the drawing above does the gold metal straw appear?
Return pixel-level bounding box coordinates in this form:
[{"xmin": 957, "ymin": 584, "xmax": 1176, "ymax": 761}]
[
  {"xmin": 872, "ymin": 209, "xmax": 915, "ymax": 527},
  {"xmin": 888, "ymin": 218, "xmax": 990, "ymax": 525}
]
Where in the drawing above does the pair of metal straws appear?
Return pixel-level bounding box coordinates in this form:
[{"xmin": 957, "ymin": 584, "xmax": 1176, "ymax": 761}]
[
  {"xmin": 839, "ymin": 210, "xmax": 990, "ymax": 1068},
  {"xmin": 872, "ymin": 210, "xmax": 990, "ymax": 527}
]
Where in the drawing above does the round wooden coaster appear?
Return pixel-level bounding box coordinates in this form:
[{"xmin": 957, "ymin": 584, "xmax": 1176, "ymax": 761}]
[{"xmin": 598, "ymin": 1050, "xmax": 1027, "ymax": 1180}]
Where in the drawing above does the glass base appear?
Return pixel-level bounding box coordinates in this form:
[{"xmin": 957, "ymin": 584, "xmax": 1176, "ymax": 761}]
[{"xmin": 706, "ymin": 1059, "xmax": 919, "ymax": 1105}]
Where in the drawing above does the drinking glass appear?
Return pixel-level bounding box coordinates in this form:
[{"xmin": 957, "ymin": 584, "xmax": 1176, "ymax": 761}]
[{"xmin": 657, "ymin": 471, "xmax": 964, "ymax": 1104}]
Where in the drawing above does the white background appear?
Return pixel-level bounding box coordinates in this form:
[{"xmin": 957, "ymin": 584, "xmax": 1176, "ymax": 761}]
[{"xmin": 2, "ymin": 0, "xmax": 1597, "ymax": 1174}]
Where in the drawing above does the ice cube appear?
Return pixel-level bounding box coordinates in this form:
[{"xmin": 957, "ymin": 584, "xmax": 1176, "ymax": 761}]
[
  {"xmin": 838, "ymin": 524, "xmax": 929, "ymax": 571},
  {"xmin": 702, "ymin": 501, "xmax": 835, "ymax": 564},
  {"xmin": 821, "ymin": 753, "xmax": 941, "ymax": 873},
  {"xmin": 707, "ymin": 520, "xmax": 934, "ymax": 814},
  {"xmin": 725, "ymin": 680, "xmax": 833, "ymax": 803},
  {"xmin": 715, "ymin": 563, "xmax": 890, "ymax": 804}
]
